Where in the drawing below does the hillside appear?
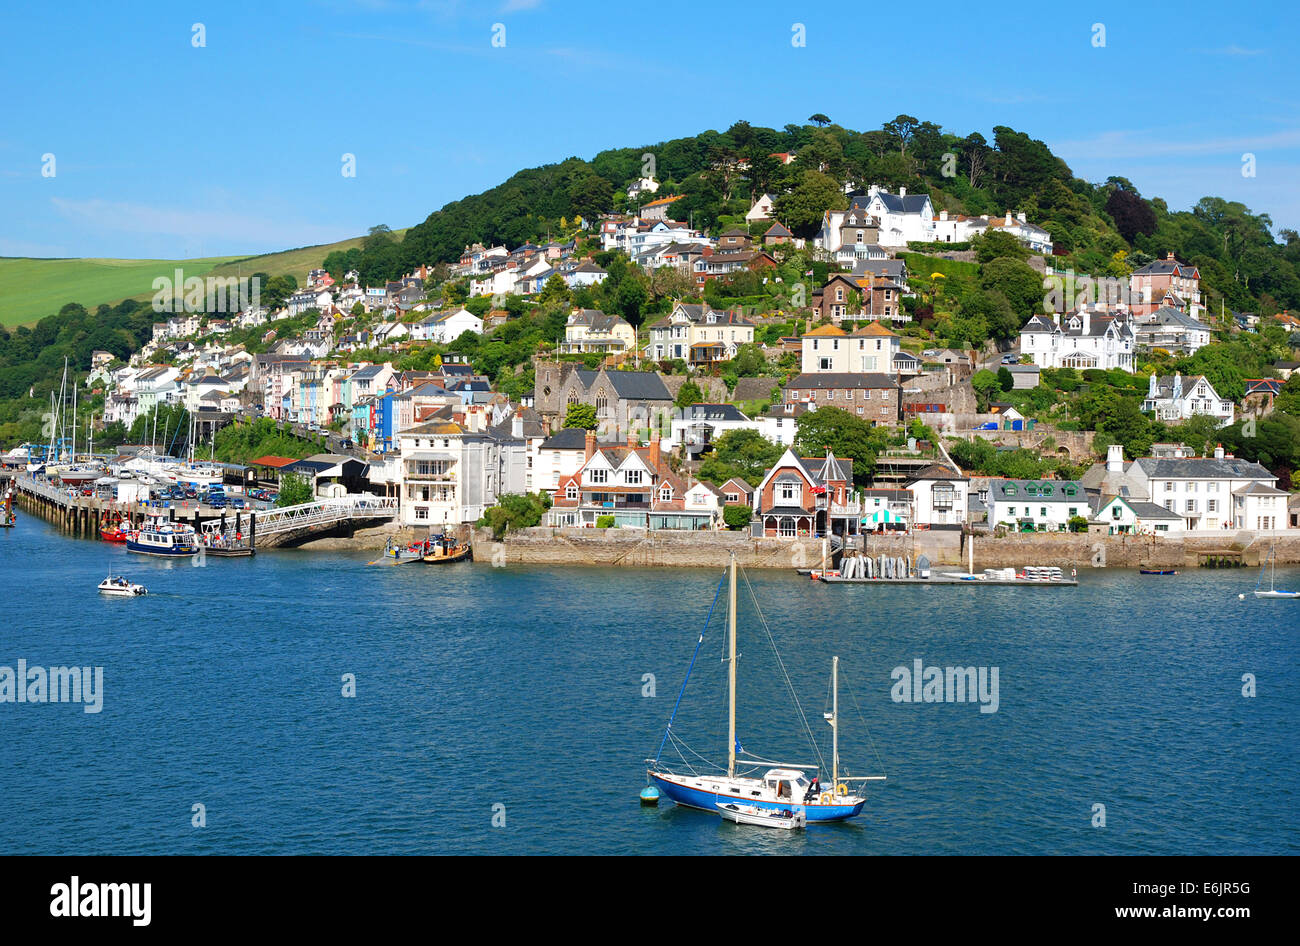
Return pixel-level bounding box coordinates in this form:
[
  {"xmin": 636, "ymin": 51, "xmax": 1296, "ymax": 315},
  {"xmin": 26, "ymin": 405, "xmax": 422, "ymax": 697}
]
[{"xmin": 0, "ymin": 230, "xmax": 407, "ymax": 329}]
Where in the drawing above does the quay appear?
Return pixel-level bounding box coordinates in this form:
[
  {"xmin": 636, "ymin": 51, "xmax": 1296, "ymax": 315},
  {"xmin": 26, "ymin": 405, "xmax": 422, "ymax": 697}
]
[{"xmin": 10, "ymin": 474, "xmax": 398, "ymax": 549}]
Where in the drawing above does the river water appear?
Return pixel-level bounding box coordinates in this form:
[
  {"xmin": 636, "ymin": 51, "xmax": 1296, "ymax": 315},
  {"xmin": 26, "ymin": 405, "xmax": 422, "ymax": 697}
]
[{"xmin": 1, "ymin": 513, "xmax": 1296, "ymax": 854}]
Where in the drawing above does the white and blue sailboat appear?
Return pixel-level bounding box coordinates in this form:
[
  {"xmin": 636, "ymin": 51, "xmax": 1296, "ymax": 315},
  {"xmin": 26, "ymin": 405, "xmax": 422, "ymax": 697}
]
[{"xmin": 646, "ymin": 554, "xmax": 885, "ymax": 824}]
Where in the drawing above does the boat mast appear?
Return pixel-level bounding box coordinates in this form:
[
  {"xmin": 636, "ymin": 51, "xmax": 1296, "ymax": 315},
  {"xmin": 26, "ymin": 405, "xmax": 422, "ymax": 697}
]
[
  {"xmin": 727, "ymin": 552, "xmax": 737, "ymax": 780},
  {"xmin": 832, "ymin": 655, "xmax": 839, "ymax": 791}
]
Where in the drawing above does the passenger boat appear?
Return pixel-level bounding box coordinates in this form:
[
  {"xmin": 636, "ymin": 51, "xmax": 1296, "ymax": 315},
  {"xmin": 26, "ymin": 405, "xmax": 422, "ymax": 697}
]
[
  {"xmin": 422, "ymin": 533, "xmax": 472, "ymax": 564},
  {"xmin": 646, "ymin": 554, "xmax": 886, "ymax": 825},
  {"xmin": 717, "ymin": 802, "xmax": 806, "ymax": 829},
  {"xmin": 126, "ymin": 515, "xmax": 198, "ymax": 557},
  {"xmin": 97, "ymin": 575, "xmax": 147, "ymax": 596}
]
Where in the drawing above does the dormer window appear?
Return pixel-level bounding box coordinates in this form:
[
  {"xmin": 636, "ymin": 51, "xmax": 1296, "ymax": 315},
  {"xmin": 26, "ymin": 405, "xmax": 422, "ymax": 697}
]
[
  {"xmin": 565, "ymin": 484, "xmax": 578, "ymax": 501},
  {"xmin": 660, "ymin": 485, "xmax": 672, "ymax": 502}
]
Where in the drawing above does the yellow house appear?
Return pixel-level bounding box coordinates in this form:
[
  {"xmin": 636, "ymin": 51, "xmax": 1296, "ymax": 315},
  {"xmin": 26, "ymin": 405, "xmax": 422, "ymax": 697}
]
[{"xmin": 561, "ymin": 309, "xmax": 637, "ymax": 355}]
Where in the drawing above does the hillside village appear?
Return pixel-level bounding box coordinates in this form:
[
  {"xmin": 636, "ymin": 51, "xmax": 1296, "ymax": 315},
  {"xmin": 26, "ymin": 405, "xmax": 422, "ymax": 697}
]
[
  {"xmin": 55, "ymin": 182, "xmax": 1298, "ymax": 539},
  {"xmin": 7, "ymin": 117, "xmax": 1300, "ymax": 541}
]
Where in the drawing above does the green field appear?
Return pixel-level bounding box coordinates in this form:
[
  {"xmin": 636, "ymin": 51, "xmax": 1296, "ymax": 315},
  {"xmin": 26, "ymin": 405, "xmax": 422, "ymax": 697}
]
[{"xmin": 0, "ymin": 230, "xmax": 406, "ymax": 328}]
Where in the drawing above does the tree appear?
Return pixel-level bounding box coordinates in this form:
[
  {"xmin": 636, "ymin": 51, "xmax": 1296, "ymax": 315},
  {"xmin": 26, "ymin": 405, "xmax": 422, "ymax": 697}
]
[
  {"xmin": 674, "ymin": 380, "xmax": 704, "ymax": 409},
  {"xmin": 971, "ymin": 369, "xmax": 1001, "ymax": 411},
  {"xmin": 563, "ymin": 402, "xmax": 598, "ymax": 430},
  {"xmin": 1105, "ymin": 187, "xmax": 1157, "ymax": 244},
  {"xmin": 997, "ymin": 366, "xmax": 1014, "ymax": 392},
  {"xmin": 793, "ymin": 407, "xmax": 888, "ymax": 484},
  {"xmin": 774, "ymin": 170, "xmax": 847, "ymax": 238},
  {"xmin": 478, "ymin": 492, "xmax": 552, "ymax": 539},
  {"xmin": 979, "ymin": 258, "xmax": 1043, "ymax": 324},
  {"xmin": 276, "ymin": 472, "xmax": 314, "ymax": 507},
  {"xmin": 808, "ymin": 113, "xmax": 831, "ymax": 127},
  {"xmin": 723, "ymin": 504, "xmax": 753, "ymax": 531},
  {"xmin": 698, "ymin": 429, "xmax": 783, "ymax": 485},
  {"xmin": 973, "ymin": 229, "xmax": 1030, "ymax": 263}
]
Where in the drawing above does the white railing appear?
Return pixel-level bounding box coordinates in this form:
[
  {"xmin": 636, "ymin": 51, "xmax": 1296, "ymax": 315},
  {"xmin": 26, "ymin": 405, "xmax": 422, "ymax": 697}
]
[
  {"xmin": 16, "ymin": 476, "xmax": 81, "ymax": 506},
  {"xmin": 250, "ymin": 495, "xmax": 399, "ymax": 537}
]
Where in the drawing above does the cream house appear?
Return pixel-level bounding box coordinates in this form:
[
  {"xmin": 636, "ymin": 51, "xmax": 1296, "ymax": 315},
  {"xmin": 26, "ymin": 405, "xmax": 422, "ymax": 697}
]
[
  {"xmin": 646, "ymin": 303, "xmax": 755, "ymax": 363},
  {"xmin": 560, "ymin": 309, "xmax": 636, "ymax": 355},
  {"xmin": 800, "ymin": 322, "xmax": 901, "ymax": 374}
]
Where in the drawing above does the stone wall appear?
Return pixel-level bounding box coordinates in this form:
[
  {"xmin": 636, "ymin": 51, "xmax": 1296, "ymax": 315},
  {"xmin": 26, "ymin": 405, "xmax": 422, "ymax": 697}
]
[{"xmin": 476, "ymin": 525, "xmax": 1300, "ymax": 570}]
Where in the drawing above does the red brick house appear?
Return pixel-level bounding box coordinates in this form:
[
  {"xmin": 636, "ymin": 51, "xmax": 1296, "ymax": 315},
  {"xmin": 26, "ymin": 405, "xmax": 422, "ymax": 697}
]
[{"xmin": 752, "ymin": 448, "xmax": 858, "ymax": 538}]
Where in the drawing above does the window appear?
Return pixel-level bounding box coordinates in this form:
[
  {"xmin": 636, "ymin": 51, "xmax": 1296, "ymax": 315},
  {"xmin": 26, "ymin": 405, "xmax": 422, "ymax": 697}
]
[
  {"xmin": 1207, "ymin": 499, "xmax": 1217, "ymax": 513},
  {"xmin": 779, "ymin": 481, "xmax": 799, "ymax": 503},
  {"xmin": 415, "ymin": 507, "xmax": 429, "ymax": 520},
  {"xmin": 660, "ymin": 485, "xmax": 672, "ymax": 502},
  {"xmin": 863, "ymin": 389, "xmax": 871, "ymax": 400},
  {"xmin": 1008, "ymin": 507, "xmax": 1017, "ymax": 516},
  {"xmin": 590, "ymin": 468, "xmax": 608, "ymax": 484},
  {"xmin": 625, "ymin": 469, "xmax": 642, "ymax": 485},
  {"xmin": 1186, "ymin": 499, "xmax": 1197, "ymax": 513}
]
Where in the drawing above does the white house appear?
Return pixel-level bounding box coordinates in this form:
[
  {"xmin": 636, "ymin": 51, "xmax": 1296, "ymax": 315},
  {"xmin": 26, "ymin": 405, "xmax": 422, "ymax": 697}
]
[
  {"xmin": 413, "ymin": 308, "xmax": 483, "ymax": 344},
  {"xmin": 860, "ymin": 186, "xmax": 936, "ymax": 247},
  {"xmin": 988, "ymin": 478, "xmax": 1091, "ymax": 531},
  {"xmin": 906, "ymin": 463, "xmax": 970, "ymax": 527},
  {"xmin": 1020, "ymin": 310, "xmax": 1135, "ymax": 371},
  {"xmin": 663, "ymin": 404, "xmax": 760, "ymax": 456},
  {"xmin": 1129, "ymin": 448, "xmax": 1286, "ymax": 531},
  {"xmin": 745, "ymin": 193, "xmax": 775, "ymax": 222},
  {"xmin": 1133, "ymin": 307, "xmax": 1212, "ymax": 355},
  {"xmin": 1141, "ymin": 373, "xmax": 1233, "ymax": 427},
  {"xmin": 396, "ymin": 419, "xmax": 526, "ymax": 528}
]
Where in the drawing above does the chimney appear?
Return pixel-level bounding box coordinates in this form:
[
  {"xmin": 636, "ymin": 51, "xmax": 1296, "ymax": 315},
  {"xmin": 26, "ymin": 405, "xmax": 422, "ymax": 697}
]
[
  {"xmin": 1017, "ymin": 212, "xmax": 1026, "ymax": 223},
  {"xmin": 1106, "ymin": 444, "xmax": 1123, "ymax": 473},
  {"xmin": 627, "ymin": 430, "xmax": 637, "ymax": 449},
  {"xmin": 511, "ymin": 412, "xmax": 523, "ymax": 439},
  {"xmin": 939, "ymin": 210, "xmax": 948, "ymax": 221},
  {"xmin": 650, "ymin": 430, "xmax": 661, "ymax": 469},
  {"xmin": 898, "ymin": 186, "xmax": 906, "ymax": 198},
  {"xmin": 584, "ymin": 430, "xmax": 595, "ymax": 463},
  {"xmin": 1214, "ymin": 444, "xmax": 1225, "ymax": 460},
  {"xmin": 1005, "ymin": 210, "xmax": 1013, "ymax": 226}
]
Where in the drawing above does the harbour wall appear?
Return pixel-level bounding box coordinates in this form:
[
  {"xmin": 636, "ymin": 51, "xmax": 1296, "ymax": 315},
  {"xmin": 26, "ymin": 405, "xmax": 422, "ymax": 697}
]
[{"xmin": 478, "ymin": 526, "xmax": 1300, "ymax": 570}]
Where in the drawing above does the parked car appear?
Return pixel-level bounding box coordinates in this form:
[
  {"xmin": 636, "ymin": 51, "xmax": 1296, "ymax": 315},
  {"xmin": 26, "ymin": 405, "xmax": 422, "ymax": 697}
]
[
  {"xmin": 1001, "ymin": 354, "xmax": 1018, "ymax": 365},
  {"xmin": 231, "ymin": 497, "xmax": 245, "ymax": 510}
]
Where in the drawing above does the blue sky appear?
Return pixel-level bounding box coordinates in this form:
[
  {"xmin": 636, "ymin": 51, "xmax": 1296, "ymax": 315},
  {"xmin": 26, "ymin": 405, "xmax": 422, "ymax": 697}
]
[{"xmin": 2, "ymin": 0, "xmax": 1297, "ymax": 259}]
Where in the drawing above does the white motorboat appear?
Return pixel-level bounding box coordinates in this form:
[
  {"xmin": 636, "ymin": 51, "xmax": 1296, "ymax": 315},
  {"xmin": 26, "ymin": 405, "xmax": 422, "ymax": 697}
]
[
  {"xmin": 97, "ymin": 575, "xmax": 147, "ymax": 597},
  {"xmin": 716, "ymin": 802, "xmax": 807, "ymax": 829}
]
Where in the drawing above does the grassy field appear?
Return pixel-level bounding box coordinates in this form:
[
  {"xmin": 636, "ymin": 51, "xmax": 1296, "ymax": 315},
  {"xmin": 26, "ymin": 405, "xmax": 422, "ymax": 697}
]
[{"xmin": 0, "ymin": 229, "xmax": 406, "ymax": 328}]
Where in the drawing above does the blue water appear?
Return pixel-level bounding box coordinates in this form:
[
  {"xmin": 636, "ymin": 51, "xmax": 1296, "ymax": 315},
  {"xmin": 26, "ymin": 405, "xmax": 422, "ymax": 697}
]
[{"xmin": 1, "ymin": 513, "xmax": 1297, "ymax": 855}]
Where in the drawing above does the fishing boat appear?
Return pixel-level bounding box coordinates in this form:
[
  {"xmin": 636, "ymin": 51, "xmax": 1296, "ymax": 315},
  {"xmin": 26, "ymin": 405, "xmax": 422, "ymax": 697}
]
[
  {"xmin": 97, "ymin": 575, "xmax": 147, "ymax": 596},
  {"xmin": 1244, "ymin": 544, "xmax": 1299, "ymax": 600},
  {"xmin": 646, "ymin": 554, "xmax": 885, "ymax": 824},
  {"xmin": 717, "ymin": 802, "xmax": 806, "ymax": 829},
  {"xmin": 100, "ymin": 516, "xmax": 131, "ymax": 542},
  {"xmin": 126, "ymin": 515, "xmax": 199, "ymax": 557},
  {"xmin": 368, "ymin": 537, "xmax": 428, "ymax": 565},
  {"xmin": 422, "ymin": 533, "xmax": 472, "ymax": 564}
]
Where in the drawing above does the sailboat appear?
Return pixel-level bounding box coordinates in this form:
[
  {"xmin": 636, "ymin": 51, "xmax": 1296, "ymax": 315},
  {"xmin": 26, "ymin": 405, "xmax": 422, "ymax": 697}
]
[
  {"xmin": 1247, "ymin": 544, "xmax": 1299, "ymax": 599},
  {"xmin": 645, "ymin": 554, "xmax": 885, "ymax": 824}
]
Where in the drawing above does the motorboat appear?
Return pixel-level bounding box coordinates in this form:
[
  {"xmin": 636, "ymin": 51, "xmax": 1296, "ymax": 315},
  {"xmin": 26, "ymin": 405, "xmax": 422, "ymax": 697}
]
[
  {"xmin": 98, "ymin": 575, "xmax": 147, "ymax": 596},
  {"xmin": 717, "ymin": 802, "xmax": 807, "ymax": 829}
]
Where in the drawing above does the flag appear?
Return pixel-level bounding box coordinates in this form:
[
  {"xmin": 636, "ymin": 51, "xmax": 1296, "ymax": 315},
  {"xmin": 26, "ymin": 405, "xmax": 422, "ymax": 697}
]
[{"xmin": 734, "ymin": 737, "xmax": 744, "ymax": 754}]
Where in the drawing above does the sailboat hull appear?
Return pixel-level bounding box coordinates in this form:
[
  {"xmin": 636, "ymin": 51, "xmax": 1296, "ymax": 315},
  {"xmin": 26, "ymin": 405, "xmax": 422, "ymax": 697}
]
[{"xmin": 649, "ymin": 772, "xmax": 865, "ymax": 823}]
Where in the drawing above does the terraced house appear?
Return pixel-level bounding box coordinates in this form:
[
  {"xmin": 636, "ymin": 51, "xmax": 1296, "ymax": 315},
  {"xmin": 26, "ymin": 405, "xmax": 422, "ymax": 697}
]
[{"xmin": 782, "ymin": 372, "xmax": 901, "ymax": 424}]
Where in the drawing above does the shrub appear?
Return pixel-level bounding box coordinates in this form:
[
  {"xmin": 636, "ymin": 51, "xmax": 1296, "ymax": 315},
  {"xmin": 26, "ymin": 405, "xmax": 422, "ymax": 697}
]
[
  {"xmin": 723, "ymin": 505, "xmax": 752, "ymax": 531},
  {"xmin": 596, "ymin": 515, "xmax": 615, "ymax": 529}
]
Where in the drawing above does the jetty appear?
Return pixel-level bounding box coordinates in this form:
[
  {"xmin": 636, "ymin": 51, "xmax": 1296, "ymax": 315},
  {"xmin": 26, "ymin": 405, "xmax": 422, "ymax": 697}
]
[{"xmin": 12, "ymin": 474, "xmax": 397, "ymax": 550}]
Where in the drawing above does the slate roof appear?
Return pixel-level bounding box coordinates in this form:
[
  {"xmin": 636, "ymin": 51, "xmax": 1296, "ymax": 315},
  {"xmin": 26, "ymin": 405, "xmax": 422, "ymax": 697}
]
[
  {"xmin": 907, "ymin": 463, "xmax": 968, "ymax": 483},
  {"xmin": 540, "ymin": 428, "xmax": 592, "ymax": 451},
  {"xmin": 1133, "ymin": 457, "xmax": 1275, "ymax": 480},
  {"xmin": 784, "ymin": 372, "xmax": 898, "ymax": 390},
  {"xmin": 678, "ymin": 403, "xmax": 749, "ymax": 423},
  {"xmin": 869, "ymin": 190, "xmax": 932, "ymax": 215}
]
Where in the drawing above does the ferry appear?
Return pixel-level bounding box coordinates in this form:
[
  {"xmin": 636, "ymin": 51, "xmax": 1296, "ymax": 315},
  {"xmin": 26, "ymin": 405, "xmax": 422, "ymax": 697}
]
[{"xmin": 126, "ymin": 515, "xmax": 199, "ymax": 557}]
